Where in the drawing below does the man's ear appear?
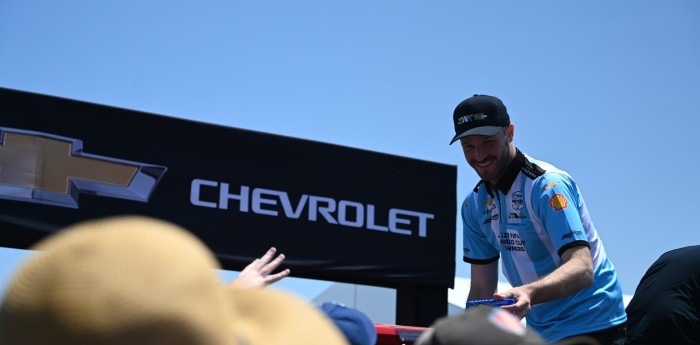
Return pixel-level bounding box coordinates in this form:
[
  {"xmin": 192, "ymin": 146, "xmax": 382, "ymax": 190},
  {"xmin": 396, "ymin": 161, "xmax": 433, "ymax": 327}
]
[{"xmin": 506, "ymin": 123, "xmax": 515, "ymax": 142}]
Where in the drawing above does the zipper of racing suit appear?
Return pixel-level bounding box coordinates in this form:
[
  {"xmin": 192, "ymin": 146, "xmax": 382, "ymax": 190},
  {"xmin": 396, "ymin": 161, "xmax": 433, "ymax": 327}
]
[
  {"xmin": 496, "ymin": 189, "xmax": 504, "ymax": 228},
  {"xmin": 489, "ymin": 183, "xmax": 505, "ymax": 228}
]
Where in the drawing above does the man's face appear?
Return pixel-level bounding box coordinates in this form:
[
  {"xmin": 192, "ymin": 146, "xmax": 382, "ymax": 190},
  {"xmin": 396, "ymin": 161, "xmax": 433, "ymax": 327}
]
[{"xmin": 459, "ymin": 125, "xmax": 514, "ymax": 184}]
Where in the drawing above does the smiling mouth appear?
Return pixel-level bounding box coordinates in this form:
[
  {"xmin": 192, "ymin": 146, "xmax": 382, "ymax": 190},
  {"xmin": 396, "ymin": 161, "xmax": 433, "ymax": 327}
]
[{"xmin": 476, "ymin": 158, "xmax": 494, "ymax": 168}]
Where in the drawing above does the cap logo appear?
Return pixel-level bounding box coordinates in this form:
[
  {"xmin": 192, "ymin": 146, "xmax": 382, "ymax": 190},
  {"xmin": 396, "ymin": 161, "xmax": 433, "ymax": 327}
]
[
  {"xmin": 456, "ymin": 113, "xmax": 488, "ymax": 125},
  {"xmin": 488, "ymin": 308, "xmax": 527, "ymax": 336}
]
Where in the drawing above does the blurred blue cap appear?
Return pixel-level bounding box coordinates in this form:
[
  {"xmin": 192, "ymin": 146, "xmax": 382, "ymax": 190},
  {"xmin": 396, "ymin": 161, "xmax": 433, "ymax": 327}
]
[{"xmin": 320, "ymin": 302, "xmax": 377, "ymax": 345}]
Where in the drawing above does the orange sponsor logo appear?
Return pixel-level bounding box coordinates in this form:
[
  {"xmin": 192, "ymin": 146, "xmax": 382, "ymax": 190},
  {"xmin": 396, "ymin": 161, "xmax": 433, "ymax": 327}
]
[{"xmin": 549, "ymin": 194, "xmax": 568, "ymax": 211}]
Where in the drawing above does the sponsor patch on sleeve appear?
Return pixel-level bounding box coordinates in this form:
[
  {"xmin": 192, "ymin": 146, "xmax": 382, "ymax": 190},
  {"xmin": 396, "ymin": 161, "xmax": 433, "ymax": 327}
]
[
  {"xmin": 549, "ymin": 194, "xmax": 568, "ymax": 211},
  {"xmin": 541, "ymin": 181, "xmax": 560, "ymax": 191}
]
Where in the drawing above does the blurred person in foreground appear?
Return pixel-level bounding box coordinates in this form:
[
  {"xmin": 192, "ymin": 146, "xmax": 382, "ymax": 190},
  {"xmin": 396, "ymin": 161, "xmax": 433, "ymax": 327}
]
[
  {"xmin": 450, "ymin": 94, "xmax": 627, "ymax": 344},
  {"xmin": 625, "ymin": 245, "xmax": 700, "ymax": 344},
  {"xmin": 0, "ymin": 215, "xmax": 348, "ymax": 345},
  {"xmin": 415, "ymin": 304, "xmax": 600, "ymax": 345}
]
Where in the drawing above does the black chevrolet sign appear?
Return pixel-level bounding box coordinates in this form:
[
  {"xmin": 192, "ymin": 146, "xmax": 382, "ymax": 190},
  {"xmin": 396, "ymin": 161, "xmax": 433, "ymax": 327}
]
[{"xmin": 0, "ymin": 87, "xmax": 456, "ymax": 295}]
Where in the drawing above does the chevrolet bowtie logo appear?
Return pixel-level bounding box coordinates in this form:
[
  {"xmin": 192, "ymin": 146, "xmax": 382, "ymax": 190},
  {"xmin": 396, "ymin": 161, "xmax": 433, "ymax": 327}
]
[{"xmin": 0, "ymin": 127, "xmax": 167, "ymax": 208}]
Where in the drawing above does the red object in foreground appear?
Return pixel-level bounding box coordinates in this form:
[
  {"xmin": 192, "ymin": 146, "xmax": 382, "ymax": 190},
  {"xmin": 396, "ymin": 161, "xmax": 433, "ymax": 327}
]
[{"xmin": 374, "ymin": 324, "xmax": 428, "ymax": 345}]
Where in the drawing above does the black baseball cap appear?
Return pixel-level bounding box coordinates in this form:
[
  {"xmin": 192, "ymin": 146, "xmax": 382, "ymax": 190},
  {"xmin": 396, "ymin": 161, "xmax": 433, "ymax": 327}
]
[
  {"xmin": 449, "ymin": 94, "xmax": 511, "ymax": 144},
  {"xmin": 415, "ymin": 305, "xmax": 545, "ymax": 345},
  {"xmin": 414, "ymin": 305, "xmax": 601, "ymax": 345}
]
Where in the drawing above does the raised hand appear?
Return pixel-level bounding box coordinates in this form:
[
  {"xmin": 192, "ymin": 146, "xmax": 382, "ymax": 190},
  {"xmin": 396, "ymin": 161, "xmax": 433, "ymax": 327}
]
[{"xmin": 229, "ymin": 247, "xmax": 291, "ymax": 289}]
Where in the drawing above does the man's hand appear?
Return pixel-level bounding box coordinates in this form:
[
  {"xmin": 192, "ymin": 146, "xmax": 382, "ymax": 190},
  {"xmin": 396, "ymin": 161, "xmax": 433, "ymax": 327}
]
[
  {"xmin": 229, "ymin": 247, "xmax": 291, "ymax": 289},
  {"xmin": 495, "ymin": 287, "xmax": 533, "ymax": 320},
  {"xmin": 493, "ymin": 245, "xmax": 593, "ymax": 319}
]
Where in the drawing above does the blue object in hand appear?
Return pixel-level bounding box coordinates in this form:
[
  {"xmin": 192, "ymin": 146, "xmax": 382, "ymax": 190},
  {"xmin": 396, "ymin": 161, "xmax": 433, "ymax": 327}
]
[{"xmin": 465, "ymin": 298, "xmax": 516, "ymax": 310}]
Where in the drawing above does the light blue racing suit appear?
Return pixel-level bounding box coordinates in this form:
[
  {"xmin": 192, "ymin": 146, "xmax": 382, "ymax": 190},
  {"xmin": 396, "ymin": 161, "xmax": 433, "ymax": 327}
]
[{"xmin": 461, "ymin": 149, "xmax": 626, "ymax": 342}]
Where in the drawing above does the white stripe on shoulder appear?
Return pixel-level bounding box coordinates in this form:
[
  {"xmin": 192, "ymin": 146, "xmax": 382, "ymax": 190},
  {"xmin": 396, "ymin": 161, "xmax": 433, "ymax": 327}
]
[{"xmin": 524, "ymin": 177, "xmax": 561, "ymax": 269}]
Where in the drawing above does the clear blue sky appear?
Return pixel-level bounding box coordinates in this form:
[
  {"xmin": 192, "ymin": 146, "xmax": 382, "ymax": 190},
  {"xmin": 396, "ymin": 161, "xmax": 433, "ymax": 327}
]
[{"xmin": 1, "ymin": 0, "xmax": 699, "ymax": 299}]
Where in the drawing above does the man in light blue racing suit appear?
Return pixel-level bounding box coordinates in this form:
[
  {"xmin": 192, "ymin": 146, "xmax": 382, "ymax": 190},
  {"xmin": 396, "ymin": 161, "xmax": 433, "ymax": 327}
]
[{"xmin": 450, "ymin": 94, "xmax": 627, "ymax": 344}]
